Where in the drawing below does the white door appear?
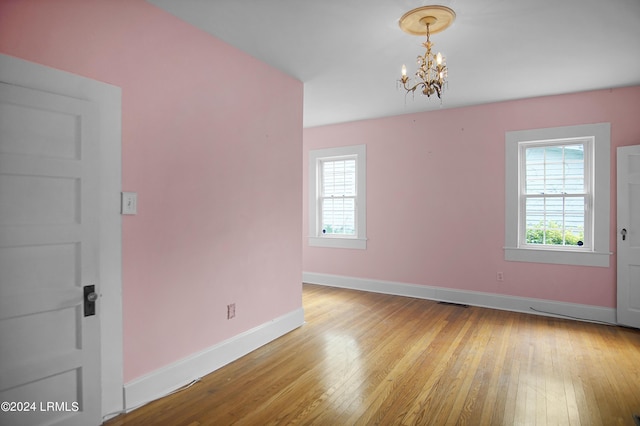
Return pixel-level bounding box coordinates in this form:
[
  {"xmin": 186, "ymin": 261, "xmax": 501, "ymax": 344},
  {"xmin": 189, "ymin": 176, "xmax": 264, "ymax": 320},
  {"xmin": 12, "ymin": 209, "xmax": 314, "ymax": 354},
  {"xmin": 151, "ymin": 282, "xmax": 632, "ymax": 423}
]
[
  {"xmin": 0, "ymin": 82, "xmax": 101, "ymax": 425},
  {"xmin": 617, "ymin": 144, "xmax": 640, "ymax": 329}
]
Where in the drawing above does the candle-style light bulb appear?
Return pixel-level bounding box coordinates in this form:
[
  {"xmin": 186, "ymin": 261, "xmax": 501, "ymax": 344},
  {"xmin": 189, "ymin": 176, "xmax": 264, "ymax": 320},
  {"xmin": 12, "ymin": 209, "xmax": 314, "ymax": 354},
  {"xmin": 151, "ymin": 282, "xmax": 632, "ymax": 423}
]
[
  {"xmin": 436, "ymin": 52, "xmax": 442, "ymax": 65},
  {"xmin": 401, "ymin": 64, "xmax": 407, "ymax": 77}
]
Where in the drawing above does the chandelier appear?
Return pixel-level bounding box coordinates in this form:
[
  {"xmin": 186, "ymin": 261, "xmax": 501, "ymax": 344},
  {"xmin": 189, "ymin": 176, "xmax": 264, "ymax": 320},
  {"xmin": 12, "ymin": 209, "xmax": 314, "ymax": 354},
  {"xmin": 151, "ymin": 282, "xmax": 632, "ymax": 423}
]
[{"xmin": 398, "ymin": 5, "xmax": 456, "ymax": 99}]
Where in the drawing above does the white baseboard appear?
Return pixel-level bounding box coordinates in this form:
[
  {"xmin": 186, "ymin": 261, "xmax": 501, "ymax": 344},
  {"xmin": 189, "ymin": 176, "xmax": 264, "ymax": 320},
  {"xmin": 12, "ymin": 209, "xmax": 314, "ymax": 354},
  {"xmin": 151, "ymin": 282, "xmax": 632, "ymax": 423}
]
[
  {"xmin": 123, "ymin": 307, "xmax": 305, "ymax": 412},
  {"xmin": 302, "ymin": 272, "xmax": 617, "ymax": 325}
]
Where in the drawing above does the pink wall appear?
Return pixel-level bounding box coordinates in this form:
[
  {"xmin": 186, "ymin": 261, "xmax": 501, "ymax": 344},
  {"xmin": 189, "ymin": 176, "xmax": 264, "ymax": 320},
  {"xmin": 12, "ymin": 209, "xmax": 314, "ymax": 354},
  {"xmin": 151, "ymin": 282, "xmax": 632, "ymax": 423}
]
[
  {"xmin": 0, "ymin": 0, "xmax": 303, "ymax": 382},
  {"xmin": 304, "ymin": 87, "xmax": 640, "ymax": 307}
]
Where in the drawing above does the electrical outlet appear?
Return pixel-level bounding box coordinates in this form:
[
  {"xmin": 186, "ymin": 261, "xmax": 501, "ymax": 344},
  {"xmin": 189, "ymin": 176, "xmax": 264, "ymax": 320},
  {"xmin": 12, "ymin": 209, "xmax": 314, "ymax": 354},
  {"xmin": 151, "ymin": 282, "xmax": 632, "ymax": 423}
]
[
  {"xmin": 227, "ymin": 303, "xmax": 236, "ymax": 319},
  {"xmin": 497, "ymin": 272, "xmax": 504, "ymax": 282}
]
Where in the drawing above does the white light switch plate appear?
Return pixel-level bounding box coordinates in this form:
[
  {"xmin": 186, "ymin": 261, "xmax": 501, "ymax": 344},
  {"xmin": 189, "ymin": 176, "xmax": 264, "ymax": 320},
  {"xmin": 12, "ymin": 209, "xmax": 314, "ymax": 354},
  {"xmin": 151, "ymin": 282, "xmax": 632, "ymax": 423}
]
[{"xmin": 121, "ymin": 192, "xmax": 137, "ymax": 215}]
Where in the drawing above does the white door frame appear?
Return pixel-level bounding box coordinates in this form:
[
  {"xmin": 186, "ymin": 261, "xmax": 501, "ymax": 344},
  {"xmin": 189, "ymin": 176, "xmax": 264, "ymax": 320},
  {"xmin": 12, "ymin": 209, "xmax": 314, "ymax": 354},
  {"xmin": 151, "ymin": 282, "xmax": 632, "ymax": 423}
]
[{"xmin": 0, "ymin": 53, "xmax": 124, "ymax": 419}]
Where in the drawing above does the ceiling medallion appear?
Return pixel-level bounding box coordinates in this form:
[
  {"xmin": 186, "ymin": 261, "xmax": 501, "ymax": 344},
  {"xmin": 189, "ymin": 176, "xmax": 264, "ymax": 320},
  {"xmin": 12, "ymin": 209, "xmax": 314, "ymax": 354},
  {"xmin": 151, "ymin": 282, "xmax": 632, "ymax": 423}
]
[{"xmin": 398, "ymin": 5, "xmax": 456, "ymax": 99}]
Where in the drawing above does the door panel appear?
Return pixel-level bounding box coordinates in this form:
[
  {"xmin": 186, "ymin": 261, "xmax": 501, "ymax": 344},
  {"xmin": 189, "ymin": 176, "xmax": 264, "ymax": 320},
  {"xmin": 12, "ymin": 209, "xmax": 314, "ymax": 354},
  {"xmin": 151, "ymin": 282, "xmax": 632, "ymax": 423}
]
[
  {"xmin": 0, "ymin": 82, "xmax": 101, "ymax": 425},
  {"xmin": 617, "ymin": 145, "xmax": 640, "ymax": 329},
  {"xmin": 0, "ymin": 174, "xmax": 80, "ymax": 225},
  {"xmin": 0, "ymin": 99, "xmax": 80, "ymax": 159}
]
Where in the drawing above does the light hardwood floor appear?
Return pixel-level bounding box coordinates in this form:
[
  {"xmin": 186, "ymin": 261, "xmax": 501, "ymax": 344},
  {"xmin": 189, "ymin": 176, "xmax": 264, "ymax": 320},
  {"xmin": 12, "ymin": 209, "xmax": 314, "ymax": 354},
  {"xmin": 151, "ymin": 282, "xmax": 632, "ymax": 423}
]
[{"xmin": 105, "ymin": 284, "xmax": 640, "ymax": 425}]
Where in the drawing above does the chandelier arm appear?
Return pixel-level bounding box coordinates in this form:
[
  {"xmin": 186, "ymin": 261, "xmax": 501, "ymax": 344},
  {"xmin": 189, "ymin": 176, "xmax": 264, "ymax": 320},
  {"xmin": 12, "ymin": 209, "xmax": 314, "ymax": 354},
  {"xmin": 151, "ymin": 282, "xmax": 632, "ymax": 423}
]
[{"xmin": 401, "ymin": 79, "xmax": 424, "ymax": 94}]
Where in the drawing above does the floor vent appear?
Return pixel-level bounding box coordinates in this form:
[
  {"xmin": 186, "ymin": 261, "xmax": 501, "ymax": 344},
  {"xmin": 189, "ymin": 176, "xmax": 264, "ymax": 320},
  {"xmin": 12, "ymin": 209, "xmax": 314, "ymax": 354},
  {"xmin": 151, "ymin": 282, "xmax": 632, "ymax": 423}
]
[{"xmin": 437, "ymin": 301, "xmax": 469, "ymax": 308}]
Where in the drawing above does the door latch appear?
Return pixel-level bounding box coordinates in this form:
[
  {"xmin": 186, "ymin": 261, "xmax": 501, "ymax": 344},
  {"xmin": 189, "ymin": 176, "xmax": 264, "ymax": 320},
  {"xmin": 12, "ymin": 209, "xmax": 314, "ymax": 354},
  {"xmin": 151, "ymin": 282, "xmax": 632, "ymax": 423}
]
[
  {"xmin": 621, "ymin": 228, "xmax": 627, "ymax": 241},
  {"xmin": 84, "ymin": 285, "xmax": 98, "ymax": 317}
]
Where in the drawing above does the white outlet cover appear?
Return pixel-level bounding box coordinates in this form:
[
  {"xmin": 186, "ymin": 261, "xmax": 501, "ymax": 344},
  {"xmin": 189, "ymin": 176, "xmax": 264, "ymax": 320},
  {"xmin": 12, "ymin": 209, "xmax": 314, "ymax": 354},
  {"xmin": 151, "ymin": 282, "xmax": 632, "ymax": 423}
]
[{"xmin": 121, "ymin": 192, "xmax": 137, "ymax": 215}]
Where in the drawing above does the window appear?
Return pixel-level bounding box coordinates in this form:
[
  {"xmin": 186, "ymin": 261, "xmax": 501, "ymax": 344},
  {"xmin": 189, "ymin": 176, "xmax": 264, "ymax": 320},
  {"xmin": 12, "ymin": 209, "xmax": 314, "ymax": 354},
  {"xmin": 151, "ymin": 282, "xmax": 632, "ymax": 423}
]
[
  {"xmin": 521, "ymin": 141, "xmax": 590, "ymax": 248},
  {"xmin": 308, "ymin": 145, "xmax": 366, "ymax": 249},
  {"xmin": 505, "ymin": 123, "xmax": 610, "ymax": 267},
  {"xmin": 319, "ymin": 158, "xmax": 357, "ymax": 236}
]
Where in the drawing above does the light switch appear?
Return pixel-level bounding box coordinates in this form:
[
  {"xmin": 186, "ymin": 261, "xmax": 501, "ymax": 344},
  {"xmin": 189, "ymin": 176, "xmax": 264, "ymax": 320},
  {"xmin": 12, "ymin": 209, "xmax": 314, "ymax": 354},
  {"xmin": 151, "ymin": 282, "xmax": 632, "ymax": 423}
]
[{"xmin": 121, "ymin": 192, "xmax": 137, "ymax": 215}]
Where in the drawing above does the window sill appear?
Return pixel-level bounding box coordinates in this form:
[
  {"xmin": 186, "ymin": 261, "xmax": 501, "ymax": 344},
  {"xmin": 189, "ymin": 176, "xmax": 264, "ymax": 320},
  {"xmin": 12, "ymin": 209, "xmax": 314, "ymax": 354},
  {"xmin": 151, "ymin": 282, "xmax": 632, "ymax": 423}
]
[
  {"xmin": 308, "ymin": 236, "xmax": 367, "ymax": 250},
  {"xmin": 504, "ymin": 247, "xmax": 610, "ymax": 267}
]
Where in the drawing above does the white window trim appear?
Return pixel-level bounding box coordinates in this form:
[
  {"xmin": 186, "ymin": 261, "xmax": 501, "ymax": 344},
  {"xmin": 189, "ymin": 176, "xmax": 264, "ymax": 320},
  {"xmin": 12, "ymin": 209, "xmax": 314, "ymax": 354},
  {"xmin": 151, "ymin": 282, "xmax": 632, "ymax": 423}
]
[
  {"xmin": 309, "ymin": 145, "xmax": 367, "ymax": 249},
  {"xmin": 505, "ymin": 123, "xmax": 610, "ymax": 267}
]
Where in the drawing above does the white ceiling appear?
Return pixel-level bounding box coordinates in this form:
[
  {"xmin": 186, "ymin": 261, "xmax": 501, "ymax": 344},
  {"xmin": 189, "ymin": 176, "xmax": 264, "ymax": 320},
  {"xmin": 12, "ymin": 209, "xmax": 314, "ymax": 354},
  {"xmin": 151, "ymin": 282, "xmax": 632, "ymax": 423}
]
[{"xmin": 148, "ymin": 0, "xmax": 640, "ymax": 128}]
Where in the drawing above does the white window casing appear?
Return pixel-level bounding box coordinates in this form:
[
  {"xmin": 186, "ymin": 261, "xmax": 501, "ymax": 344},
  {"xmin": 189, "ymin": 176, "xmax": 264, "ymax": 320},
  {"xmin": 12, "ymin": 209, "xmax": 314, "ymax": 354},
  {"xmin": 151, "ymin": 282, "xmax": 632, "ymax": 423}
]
[
  {"xmin": 309, "ymin": 145, "xmax": 367, "ymax": 249},
  {"xmin": 505, "ymin": 123, "xmax": 610, "ymax": 267}
]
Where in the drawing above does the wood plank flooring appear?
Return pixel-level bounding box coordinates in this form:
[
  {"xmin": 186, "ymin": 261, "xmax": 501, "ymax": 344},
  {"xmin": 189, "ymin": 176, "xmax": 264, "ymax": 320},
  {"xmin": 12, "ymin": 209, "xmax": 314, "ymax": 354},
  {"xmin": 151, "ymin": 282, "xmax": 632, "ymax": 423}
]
[{"xmin": 105, "ymin": 284, "xmax": 640, "ymax": 425}]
